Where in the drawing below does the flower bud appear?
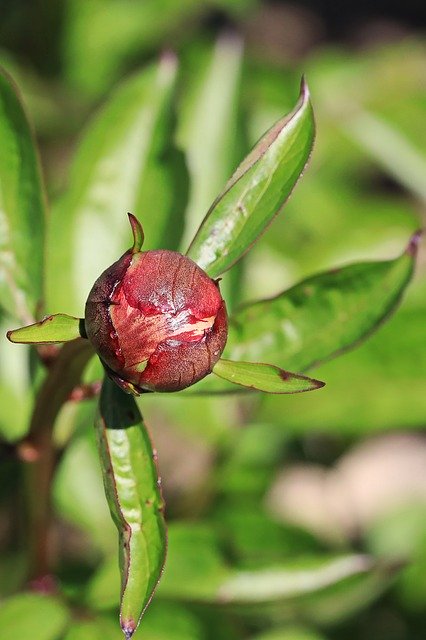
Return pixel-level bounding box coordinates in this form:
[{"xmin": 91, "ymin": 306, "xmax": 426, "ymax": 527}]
[{"xmin": 85, "ymin": 216, "xmax": 228, "ymax": 393}]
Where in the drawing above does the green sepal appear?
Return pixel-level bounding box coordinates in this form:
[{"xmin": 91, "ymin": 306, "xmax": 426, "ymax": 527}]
[
  {"xmin": 95, "ymin": 375, "xmax": 166, "ymax": 638},
  {"xmin": 7, "ymin": 314, "xmax": 84, "ymax": 344},
  {"xmin": 128, "ymin": 212, "xmax": 144, "ymax": 253},
  {"xmin": 212, "ymin": 359, "xmax": 324, "ymax": 394}
]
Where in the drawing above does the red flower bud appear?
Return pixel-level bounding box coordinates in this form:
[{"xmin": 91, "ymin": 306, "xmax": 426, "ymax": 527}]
[{"xmin": 85, "ymin": 216, "xmax": 228, "ymax": 393}]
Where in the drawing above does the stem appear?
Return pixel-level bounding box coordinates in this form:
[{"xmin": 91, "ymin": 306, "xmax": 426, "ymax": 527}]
[{"xmin": 18, "ymin": 338, "xmax": 94, "ymax": 582}]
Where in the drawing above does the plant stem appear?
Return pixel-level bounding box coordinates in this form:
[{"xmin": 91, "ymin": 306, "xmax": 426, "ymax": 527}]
[{"xmin": 18, "ymin": 338, "xmax": 94, "ymax": 582}]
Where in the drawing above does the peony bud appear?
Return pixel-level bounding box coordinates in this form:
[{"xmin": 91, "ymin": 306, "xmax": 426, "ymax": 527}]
[{"xmin": 85, "ymin": 215, "xmax": 228, "ymax": 393}]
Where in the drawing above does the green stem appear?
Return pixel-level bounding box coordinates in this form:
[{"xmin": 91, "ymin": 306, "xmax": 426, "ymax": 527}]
[{"xmin": 18, "ymin": 338, "xmax": 94, "ymax": 582}]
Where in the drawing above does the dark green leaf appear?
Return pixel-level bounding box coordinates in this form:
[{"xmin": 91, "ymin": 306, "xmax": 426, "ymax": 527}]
[
  {"xmin": 212, "ymin": 359, "xmax": 324, "ymax": 394},
  {"xmin": 46, "ymin": 56, "xmax": 187, "ymax": 315},
  {"xmin": 95, "ymin": 375, "xmax": 166, "ymax": 638},
  {"xmin": 226, "ymin": 232, "xmax": 419, "ymax": 372},
  {"xmin": 186, "ymin": 78, "xmax": 314, "ymax": 277},
  {"xmin": 7, "ymin": 314, "xmax": 83, "ymax": 344},
  {"xmin": 0, "ymin": 67, "xmax": 46, "ymax": 321},
  {"xmin": 0, "ymin": 593, "xmax": 69, "ymax": 640}
]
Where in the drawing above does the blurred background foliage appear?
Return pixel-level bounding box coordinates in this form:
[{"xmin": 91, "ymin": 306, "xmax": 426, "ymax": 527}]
[{"xmin": 0, "ymin": 0, "xmax": 425, "ymax": 639}]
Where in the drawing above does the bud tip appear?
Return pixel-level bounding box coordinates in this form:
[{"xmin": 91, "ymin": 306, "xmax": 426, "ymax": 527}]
[
  {"xmin": 127, "ymin": 213, "xmax": 144, "ymax": 253},
  {"xmin": 300, "ymin": 74, "xmax": 310, "ymax": 102},
  {"xmin": 122, "ymin": 620, "xmax": 136, "ymax": 640}
]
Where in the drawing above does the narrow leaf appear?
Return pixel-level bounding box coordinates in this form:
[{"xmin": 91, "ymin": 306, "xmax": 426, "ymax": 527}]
[
  {"xmin": 212, "ymin": 359, "xmax": 324, "ymax": 394},
  {"xmin": 226, "ymin": 232, "xmax": 420, "ymax": 373},
  {"xmin": 178, "ymin": 34, "xmax": 245, "ymax": 249},
  {"xmin": 159, "ymin": 524, "xmax": 396, "ymax": 618},
  {"xmin": 95, "ymin": 375, "xmax": 166, "ymax": 639},
  {"xmin": 218, "ymin": 555, "xmax": 374, "ymax": 603},
  {"xmin": 186, "ymin": 77, "xmax": 314, "ymax": 277},
  {"xmin": 47, "ymin": 55, "xmax": 188, "ymax": 315},
  {"xmin": 0, "ymin": 67, "xmax": 46, "ymax": 321},
  {"xmin": 7, "ymin": 313, "xmax": 83, "ymax": 344}
]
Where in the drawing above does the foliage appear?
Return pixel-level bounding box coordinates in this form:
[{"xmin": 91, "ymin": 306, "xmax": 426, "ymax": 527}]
[{"xmin": 0, "ymin": 3, "xmax": 425, "ymax": 640}]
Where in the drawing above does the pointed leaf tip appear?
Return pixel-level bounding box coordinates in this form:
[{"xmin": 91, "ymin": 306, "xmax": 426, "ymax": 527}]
[
  {"xmin": 6, "ymin": 314, "xmax": 83, "ymax": 344},
  {"xmin": 406, "ymin": 229, "xmax": 423, "ymax": 257},
  {"xmin": 128, "ymin": 213, "xmax": 144, "ymax": 253},
  {"xmin": 212, "ymin": 359, "xmax": 325, "ymax": 394},
  {"xmin": 121, "ymin": 613, "xmax": 137, "ymax": 638},
  {"xmin": 186, "ymin": 77, "xmax": 315, "ymax": 277}
]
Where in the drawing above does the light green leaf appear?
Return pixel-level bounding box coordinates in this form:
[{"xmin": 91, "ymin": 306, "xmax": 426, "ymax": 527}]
[
  {"xmin": 158, "ymin": 523, "xmax": 395, "ymax": 621},
  {"xmin": 178, "ymin": 34, "xmax": 245, "ymax": 248},
  {"xmin": 63, "ymin": 0, "xmax": 206, "ymax": 96},
  {"xmin": 7, "ymin": 313, "xmax": 82, "ymax": 344},
  {"xmin": 343, "ymin": 109, "xmax": 426, "ymax": 204},
  {"xmin": 217, "ymin": 555, "xmax": 374, "ymax": 604},
  {"xmin": 186, "ymin": 78, "xmax": 314, "ymax": 277},
  {"xmin": 0, "ymin": 67, "xmax": 46, "ymax": 321},
  {"xmin": 212, "ymin": 359, "xmax": 324, "ymax": 394},
  {"xmin": 0, "ymin": 593, "xmax": 70, "ymax": 640},
  {"xmin": 95, "ymin": 375, "xmax": 166, "ymax": 638},
  {"xmin": 226, "ymin": 232, "xmax": 419, "ymax": 373},
  {"xmin": 46, "ymin": 56, "xmax": 187, "ymax": 315}
]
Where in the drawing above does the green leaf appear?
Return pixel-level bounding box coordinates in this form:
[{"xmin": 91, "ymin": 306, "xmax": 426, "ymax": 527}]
[
  {"xmin": 178, "ymin": 34, "xmax": 245, "ymax": 249},
  {"xmin": 226, "ymin": 232, "xmax": 420, "ymax": 373},
  {"xmin": 217, "ymin": 555, "xmax": 374, "ymax": 603},
  {"xmin": 7, "ymin": 313, "xmax": 83, "ymax": 344},
  {"xmin": 212, "ymin": 359, "xmax": 324, "ymax": 394},
  {"xmin": 186, "ymin": 78, "xmax": 314, "ymax": 277},
  {"xmin": 0, "ymin": 67, "xmax": 46, "ymax": 321},
  {"xmin": 159, "ymin": 523, "xmax": 395, "ymax": 621},
  {"xmin": 95, "ymin": 375, "xmax": 166, "ymax": 638},
  {"xmin": 46, "ymin": 56, "xmax": 188, "ymax": 315},
  {"xmin": 0, "ymin": 593, "xmax": 70, "ymax": 640}
]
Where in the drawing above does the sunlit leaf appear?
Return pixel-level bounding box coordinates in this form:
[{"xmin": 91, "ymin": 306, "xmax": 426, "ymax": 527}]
[
  {"xmin": 46, "ymin": 56, "xmax": 187, "ymax": 315},
  {"xmin": 7, "ymin": 313, "xmax": 82, "ymax": 344},
  {"xmin": 0, "ymin": 67, "xmax": 46, "ymax": 321},
  {"xmin": 159, "ymin": 523, "xmax": 395, "ymax": 622},
  {"xmin": 226, "ymin": 232, "xmax": 419, "ymax": 372},
  {"xmin": 95, "ymin": 376, "xmax": 166, "ymax": 638},
  {"xmin": 186, "ymin": 78, "xmax": 314, "ymax": 277},
  {"xmin": 212, "ymin": 359, "xmax": 324, "ymax": 394},
  {"xmin": 178, "ymin": 33, "xmax": 245, "ymax": 248}
]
